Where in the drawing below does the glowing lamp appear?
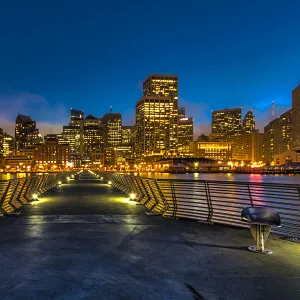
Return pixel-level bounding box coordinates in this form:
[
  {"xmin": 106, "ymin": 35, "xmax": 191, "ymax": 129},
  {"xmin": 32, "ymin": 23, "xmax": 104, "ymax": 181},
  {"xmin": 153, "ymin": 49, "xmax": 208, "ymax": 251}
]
[
  {"xmin": 108, "ymin": 180, "xmax": 112, "ymax": 185},
  {"xmin": 129, "ymin": 193, "xmax": 136, "ymax": 200},
  {"xmin": 32, "ymin": 193, "xmax": 38, "ymax": 200},
  {"xmin": 58, "ymin": 181, "xmax": 62, "ymax": 185}
]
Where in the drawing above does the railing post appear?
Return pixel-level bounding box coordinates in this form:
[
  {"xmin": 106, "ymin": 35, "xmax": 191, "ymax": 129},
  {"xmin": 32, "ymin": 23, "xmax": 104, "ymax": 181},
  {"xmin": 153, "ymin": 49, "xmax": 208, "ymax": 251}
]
[
  {"xmin": 154, "ymin": 180, "xmax": 169, "ymax": 215},
  {"xmin": 0, "ymin": 182, "xmax": 9, "ymax": 212},
  {"xmin": 170, "ymin": 180, "xmax": 177, "ymax": 218},
  {"xmin": 17, "ymin": 179, "xmax": 29, "ymax": 204},
  {"xmin": 248, "ymin": 184, "xmax": 254, "ymax": 207},
  {"xmin": 0, "ymin": 182, "xmax": 11, "ymax": 213},
  {"xmin": 205, "ymin": 181, "xmax": 213, "ymax": 224},
  {"xmin": 140, "ymin": 179, "xmax": 152, "ymax": 207}
]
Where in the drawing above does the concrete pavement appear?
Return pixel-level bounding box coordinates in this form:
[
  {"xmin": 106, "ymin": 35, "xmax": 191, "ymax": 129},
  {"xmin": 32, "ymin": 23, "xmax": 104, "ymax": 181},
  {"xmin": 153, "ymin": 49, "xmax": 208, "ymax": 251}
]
[{"xmin": 0, "ymin": 177, "xmax": 300, "ymax": 300}]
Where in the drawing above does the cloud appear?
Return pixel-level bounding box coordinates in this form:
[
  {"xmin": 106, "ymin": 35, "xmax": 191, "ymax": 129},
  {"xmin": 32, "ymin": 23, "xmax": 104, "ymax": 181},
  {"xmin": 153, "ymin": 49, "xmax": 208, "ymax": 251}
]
[{"xmin": 0, "ymin": 92, "xmax": 69, "ymax": 136}]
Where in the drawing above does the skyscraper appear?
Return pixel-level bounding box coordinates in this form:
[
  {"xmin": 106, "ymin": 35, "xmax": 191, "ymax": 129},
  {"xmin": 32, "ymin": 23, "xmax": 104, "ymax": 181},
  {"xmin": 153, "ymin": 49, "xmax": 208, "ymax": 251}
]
[
  {"xmin": 83, "ymin": 114, "xmax": 103, "ymax": 153},
  {"xmin": 102, "ymin": 112, "xmax": 122, "ymax": 147},
  {"xmin": 135, "ymin": 97, "xmax": 177, "ymax": 161},
  {"xmin": 178, "ymin": 117, "xmax": 194, "ymax": 147},
  {"xmin": 143, "ymin": 74, "xmax": 178, "ymax": 100},
  {"xmin": 242, "ymin": 111, "xmax": 255, "ymax": 133},
  {"xmin": 62, "ymin": 126, "xmax": 81, "ymax": 153},
  {"xmin": 15, "ymin": 114, "xmax": 37, "ymax": 149},
  {"xmin": 70, "ymin": 108, "xmax": 84, "ymax": 126},
  {"xmin": 3, "ymin": 132, "xmax": 15, "ymax": 157},
  {"xmin": 135, "ymin": 74, "xmax": 179, "ymax": 161},
  {"xmin": 212, "ymin": 108, "xmax": 242, "ymax": 137},
  {"xmin": 263, "ymin": 109, "xmax": 292, "ymax": 163},
  {"xmin": 292, "ymin": 84, "xmax": 300, "ymax": 151}
]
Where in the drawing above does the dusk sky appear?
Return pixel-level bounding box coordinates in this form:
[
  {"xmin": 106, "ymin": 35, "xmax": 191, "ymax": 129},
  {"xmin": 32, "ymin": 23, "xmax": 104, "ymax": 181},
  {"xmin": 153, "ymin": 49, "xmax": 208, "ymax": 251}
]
[{"xmin": 1, "ymin": 0, "xmax": 300, "ymax": 137}]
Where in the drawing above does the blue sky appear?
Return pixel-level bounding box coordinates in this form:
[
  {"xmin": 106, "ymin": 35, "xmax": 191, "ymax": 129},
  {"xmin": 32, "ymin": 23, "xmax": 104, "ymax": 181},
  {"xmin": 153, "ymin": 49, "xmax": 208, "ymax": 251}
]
[{"xmin": 0, "ymin": 0, "xmax": 300, "ymax": 136}]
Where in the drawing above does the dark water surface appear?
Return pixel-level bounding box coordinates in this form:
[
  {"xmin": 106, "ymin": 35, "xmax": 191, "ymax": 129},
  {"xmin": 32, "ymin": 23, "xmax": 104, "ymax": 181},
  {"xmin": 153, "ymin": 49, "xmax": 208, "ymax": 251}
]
[{"xmin": 139, "ymin": 172, "xmax": 300, "ymax": 184}]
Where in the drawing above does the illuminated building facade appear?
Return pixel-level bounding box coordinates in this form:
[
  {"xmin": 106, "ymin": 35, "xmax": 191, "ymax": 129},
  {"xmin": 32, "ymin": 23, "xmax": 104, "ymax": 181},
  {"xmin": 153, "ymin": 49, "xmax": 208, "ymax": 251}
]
[
  {"xmin": 252, "ymin": 131, "xmax": 264, "ymax": 162},
  {"xmin": 178, "ymin": 117, "xmax": 194, "ymax": 147},
  {"xmin": 15, "ymin": 114, "xmax": 37, "ymax": 149},
  {"xmin": 189, "ymin": 141, "xmax": 232, "ymax": 161},
  {"xmin": 135, "ymin": 97, "xmax": 177, "ymax": 161},
  {"xmin": 4, "ymin": 148, "xmax": 34, "ymax": 170},
  {"xmin": 263, "ymin": 109, "xmax": 292, "ymax": 163},
  {"xmin": 143, "ymin": 74, "xmax": 178, "ymax": 100},
  {"xmin": 34, "ymin": 138, "xmax": 70, "ymax": 170},
  {"xmin": 102, "ymin": 113, "xmax": 122, "ymax": 147},
  {"xmin": 212, "ymin": 108, "xmax": 242, "ymax": 137},
  {"xmin": 24, "ymin": 130, "xmax": 43, "ymax": 148},
  {"xmin": 83, "ymin": 115, "xmax": 103, "ymax": 153},
  {"xmin": 135, "ymin": 74, "xmax": 179, "ymax": 162},
  {"xmin": 117, "ymin": 125, "xmax": 134, "ymax": 162},
  {"xmin": 242, "ymin": 111, "xmax": 255, "ymax": 133},
  {"xmin": 292, "ymin": 84, "xmax": 300, "ymax": 151},
  {"xmin": 230, "ymin": 132, "xmax": 263, "ymax": 162},
  {"xmin": 103, "ymin": 147, "xmax": 116, "ymax": 166},
  {"xmin": 121, "ymin": 126, "xmax": 133, "ymax": 145},
  {"xmin": 3, "ymin": 132, "xmax": 15, "ymax": 157},
  {"xmin": 62, "ymin": 126, "xmax": 81, "ymax": 153},
  {"xmin": 70, "ymin": 108, "xmax": 84, "ymax": 126},
  {"xmin": 142, "ymin": 74, "xmax": 178, "ymax": 152}
]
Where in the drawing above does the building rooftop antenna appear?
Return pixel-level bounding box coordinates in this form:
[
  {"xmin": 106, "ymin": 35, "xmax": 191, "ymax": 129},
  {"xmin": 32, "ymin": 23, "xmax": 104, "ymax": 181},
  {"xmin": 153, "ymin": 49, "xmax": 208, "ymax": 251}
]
[
  {"xmin": 110, "ymin": 106, "xmax": 112, "ymax": 113},
  {"xmin": 271, "ymin": 101, "xmax": 275, "ymax": 120}
]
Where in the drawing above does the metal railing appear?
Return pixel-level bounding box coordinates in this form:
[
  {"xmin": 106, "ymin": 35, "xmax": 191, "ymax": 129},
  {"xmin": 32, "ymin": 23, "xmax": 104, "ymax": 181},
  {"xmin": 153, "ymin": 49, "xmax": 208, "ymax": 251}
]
[
  {"xmin": 0, "ymin": 172, "xmax": 72, "ymax": 214},
  {"xmin": 98, "ymin": 172, "xmax": 300, "ymax": 239}
]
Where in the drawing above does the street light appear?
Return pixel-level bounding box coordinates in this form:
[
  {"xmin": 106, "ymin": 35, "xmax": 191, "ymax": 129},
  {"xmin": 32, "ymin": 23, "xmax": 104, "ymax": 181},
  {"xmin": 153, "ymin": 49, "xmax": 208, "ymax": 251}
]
[
  {"xmin": 129, "ymin": 193, "xmax": 136, "ymax": 200},
  {"xmin": 32, "ymin": 193, "xmax": 38, "ymax": 200}
]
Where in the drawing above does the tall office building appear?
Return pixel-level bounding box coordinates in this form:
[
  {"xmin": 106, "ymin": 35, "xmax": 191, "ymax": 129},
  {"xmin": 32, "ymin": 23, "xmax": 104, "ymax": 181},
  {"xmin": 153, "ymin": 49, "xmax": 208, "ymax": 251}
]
[
  {"xmin": 62, "ymin": 126, "xmax": 81, "ymax": 153},
  {"xmin": 292, "ymin": 84, "xmax": 300, "ymax": 151},
  {"xmin": 15, "ymin": 114, "xmax": 37, "ymax": 149},
  {"xmin": 263, "ymin": 109, "xmax": 292, "ymax": 163},
  {"xmin": 178, "ymin": 117, "xmax": 194, "ymax": 147},
  {"xmin": 102, "ymin": 113, "xmax": 122, "ymax": 147},
  {"xmin": 114, "ymin": 125, "xmax": 134, "ymax": 162},
  {"xmin": 24, "ymin": 129, "xmax": 43, "ymax": 148},
  {"xmin": 136, "ymin": 97, "xmax": 177, "ymax": 161},
  {"xmin": 121, "ymin": 126, "xmax": 134, "ymax": 145},
  {"xmin": 242, "ymin": 111, "xmax": 255, "ymax": 133},
  {"xmin": 3, "ymin": 132, "xmax": 15, "ymax": 157},
  {"xmin": 83, "ymin": 114, "xmax": 103, "ymax": 153},
  {"xmin": 212, "ymin": 108, "xmax": 242, "ymax": 137},
  {"xmin": 135, "ymin": 74, "xmax": 179, "ymax": 161},
  {"xmin": 70, "ymin": 108, "xmax": 84, "ymax": 126},
  {"xmin": 143, "ymin": 74, "xmax": 178, "ymax": 100}
]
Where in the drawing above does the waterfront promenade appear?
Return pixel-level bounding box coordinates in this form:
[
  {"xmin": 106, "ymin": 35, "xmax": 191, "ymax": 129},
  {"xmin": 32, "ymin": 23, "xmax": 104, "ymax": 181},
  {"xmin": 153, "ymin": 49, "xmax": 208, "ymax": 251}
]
[{"xmin": 0, "ymin": 172, "xmax": 300, "ymax": 299}]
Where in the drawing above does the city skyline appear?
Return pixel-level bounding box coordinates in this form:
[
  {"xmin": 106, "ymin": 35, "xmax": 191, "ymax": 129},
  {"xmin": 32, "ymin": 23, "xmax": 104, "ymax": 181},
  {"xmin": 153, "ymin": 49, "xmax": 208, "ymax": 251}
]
[
  {"xmin": 1, "ymin": 1, "xmax": 300, "ymax": 136},
  {"xmin": 0, "ymin": 81, "xmax": 297, "ymax": 138}
]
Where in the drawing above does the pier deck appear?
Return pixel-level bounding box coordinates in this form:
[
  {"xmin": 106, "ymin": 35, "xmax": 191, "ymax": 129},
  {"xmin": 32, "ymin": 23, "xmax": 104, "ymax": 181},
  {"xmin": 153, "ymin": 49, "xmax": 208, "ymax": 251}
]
[{"xmin": 0, "ymin": 174, "xmax": 299, "ymax": 299}]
